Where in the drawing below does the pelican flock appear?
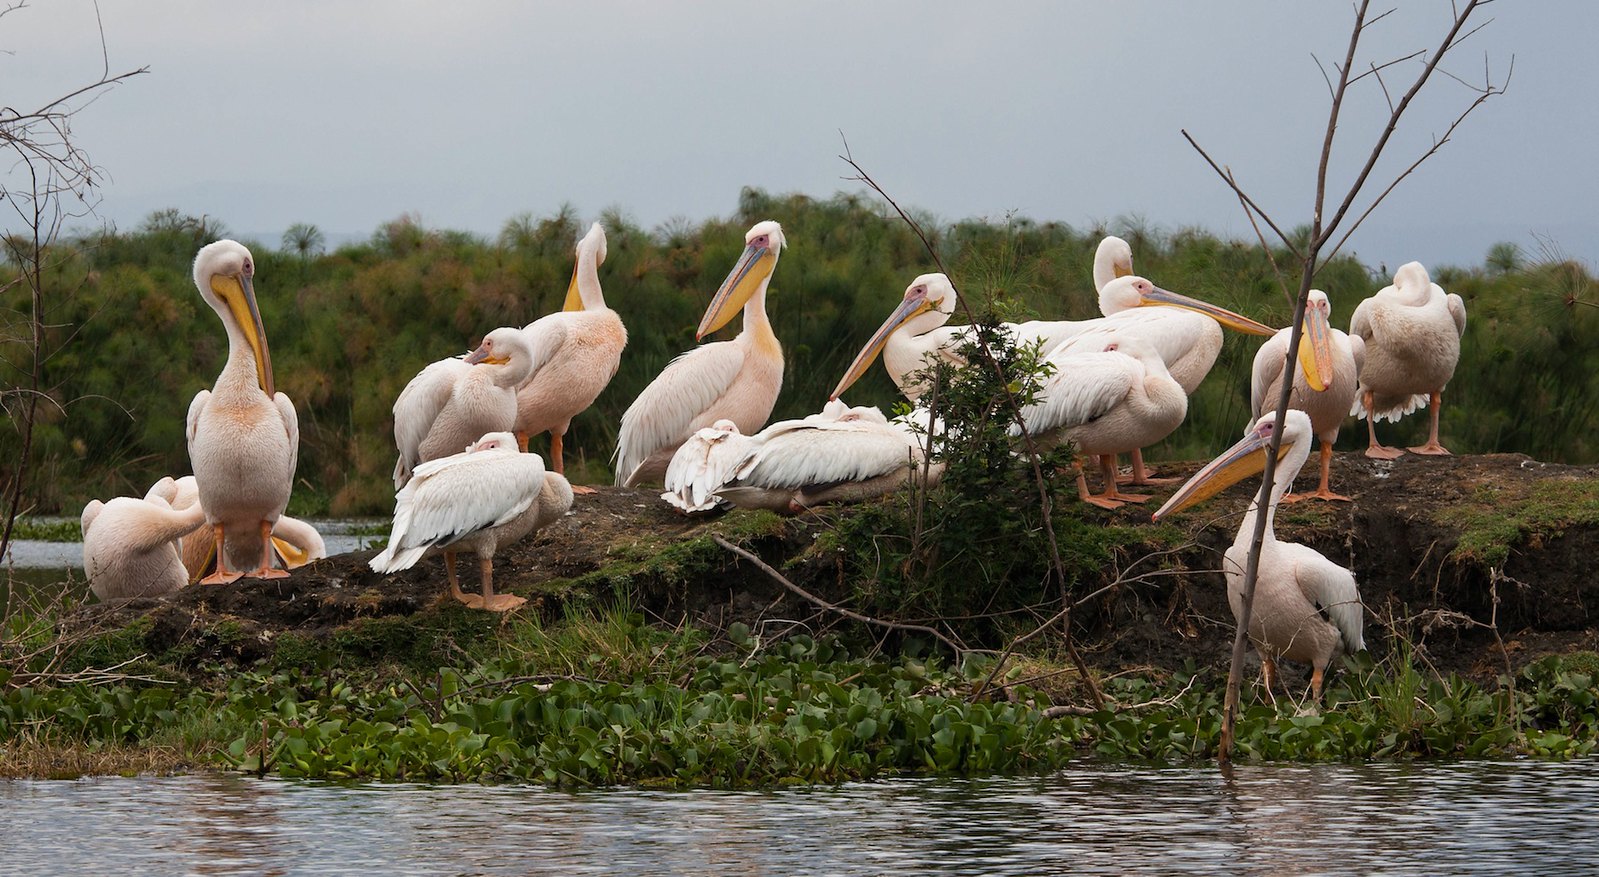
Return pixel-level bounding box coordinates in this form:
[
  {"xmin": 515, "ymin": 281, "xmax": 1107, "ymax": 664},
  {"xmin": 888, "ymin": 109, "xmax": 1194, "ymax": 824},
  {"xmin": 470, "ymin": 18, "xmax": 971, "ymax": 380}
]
[
  {"xmin": 614, "ymin": 220, "xmax": 787, "ymax": 486},
  {"xmin": 1154, "ymin": 410, "xmax": 1366, "ymax": 699},
  {"xmin": 185, "ymin": 240, "xmax": 299, "ymax": 583},
  {"xmin": 515, "ymin": 222, "xmax": 628, "ymax": 477},
  {"xmin": 76, "ymin": 205, "xmax": 1464, "ymax": 664}
]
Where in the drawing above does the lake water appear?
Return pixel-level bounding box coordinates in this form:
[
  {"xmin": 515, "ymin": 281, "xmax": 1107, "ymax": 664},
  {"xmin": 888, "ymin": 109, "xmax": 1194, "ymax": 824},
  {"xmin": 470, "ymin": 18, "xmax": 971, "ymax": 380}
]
[
  {"xmin": 4, "ymin": 760, "xmax": 1597, "ymax": 875},
  {"xmin": 3, "ymin": 518, "xmax": 383, "ymax": 576}
]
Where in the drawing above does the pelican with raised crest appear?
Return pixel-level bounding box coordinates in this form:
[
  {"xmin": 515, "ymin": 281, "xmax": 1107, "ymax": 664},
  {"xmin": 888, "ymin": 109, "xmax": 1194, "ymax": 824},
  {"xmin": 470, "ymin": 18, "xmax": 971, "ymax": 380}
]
[
  {"xmin": 185, "ymin": 240, "xmax": 299, "ymax": 584},
  {"xmin": 614, "ymin": 220, "xmax": 786, "ymax": 486},
  {"xmin": 1348, "ymin": 261, "xmax": 1467, "ymax": 459},
  {"xmin": 514, "ymin": 222, "xmax": 627, "ymax": 484},
  {"xmin": 1153, "ymin": 409, "xmax": 1366, "ymax": 699}
]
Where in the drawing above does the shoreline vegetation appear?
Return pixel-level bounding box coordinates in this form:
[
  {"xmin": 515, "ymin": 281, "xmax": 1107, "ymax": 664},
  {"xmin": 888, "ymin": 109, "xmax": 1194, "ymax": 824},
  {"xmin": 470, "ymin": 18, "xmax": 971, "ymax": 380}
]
[{"xmin": 3, "ymin": 192, "xmax": 1597, "ymax": 783}]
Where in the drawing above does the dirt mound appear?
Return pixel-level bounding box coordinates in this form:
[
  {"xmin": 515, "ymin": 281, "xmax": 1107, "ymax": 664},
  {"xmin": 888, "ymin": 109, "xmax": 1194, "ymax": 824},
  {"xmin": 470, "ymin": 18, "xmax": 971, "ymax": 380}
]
[{"xmin": 77, "ymin": 453, "xmax": 1599, "ymax": 680}]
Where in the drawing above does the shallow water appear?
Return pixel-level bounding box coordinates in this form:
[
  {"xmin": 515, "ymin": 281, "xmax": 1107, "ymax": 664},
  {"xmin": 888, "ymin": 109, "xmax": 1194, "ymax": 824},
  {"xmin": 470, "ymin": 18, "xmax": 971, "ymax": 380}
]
[
  {"xmin": 5, "ymin": 760, "xmax": 1598, "ymax": 875},
  {"xmin": 3, "ymin": 518, "xmax": 385, "ymax": 575}
]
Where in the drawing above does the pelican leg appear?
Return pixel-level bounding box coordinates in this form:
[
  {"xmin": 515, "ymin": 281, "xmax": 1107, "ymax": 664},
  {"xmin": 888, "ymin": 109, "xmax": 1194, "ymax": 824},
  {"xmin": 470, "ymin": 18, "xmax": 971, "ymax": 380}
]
[
  {"xmin": 445, "ymin": 552, "xmax": 481, "ymax": 608},
  {"xmin": 1284, "ymin": 440, "xmax": 1353, "ymax": 503},
  {"xmin": 248, "ymin": 520, "xmax": 291, "ymax": 579},
  {"xmin": 1082, "ymin": 455, "xmax": 1151, "ymax": 509},
  {"xmin": 515, "ymin": 431, "xmax": 530, "ymax": 454},
  {"xmin": 1407, "ymin": 391, "xmax": 1452, "ymax": 455},
  {"xmin": 553, "ymin": 428, "xmax": 597, "ymax": 495},
  {"xmin": 1310, "ymin": 664, "xmax": 1326, "ymax": 702},
  {"xmin": 1362, "ymin": 391, "xmax": 1404, "ymax": 460},
  {"xmin": 198, "ymin": 523, "xmax": 243, "ymax": 585},
  {"xmin": 1117, "ymin": 448, "xmax": 1181, "ymax": 486},
  {"xmin": 1260, "ymin": 654, "xmax": 1280, "ymax": 706},
  {"xmin": 477, "ymin": 556, "xmax": 526, "ymax": 613}
]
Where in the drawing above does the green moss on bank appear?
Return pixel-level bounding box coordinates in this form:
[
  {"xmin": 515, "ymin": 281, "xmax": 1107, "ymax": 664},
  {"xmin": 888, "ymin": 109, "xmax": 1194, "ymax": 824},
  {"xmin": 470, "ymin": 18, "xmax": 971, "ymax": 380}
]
[{"xmin": 1435, "ymin": 479, "xmax": 1599, "ymax": 567}]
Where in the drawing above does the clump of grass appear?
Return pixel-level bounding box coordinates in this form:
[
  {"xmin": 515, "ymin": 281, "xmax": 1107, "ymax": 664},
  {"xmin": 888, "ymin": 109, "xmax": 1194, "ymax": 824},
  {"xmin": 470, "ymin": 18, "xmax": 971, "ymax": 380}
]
[
  {"xmin": 7, "ymin": 518, "xmax": 82, "ymax": 542},
  {"xmin": 1435, "ymin": 478, "xmax": 1599, "ymax": 567}
]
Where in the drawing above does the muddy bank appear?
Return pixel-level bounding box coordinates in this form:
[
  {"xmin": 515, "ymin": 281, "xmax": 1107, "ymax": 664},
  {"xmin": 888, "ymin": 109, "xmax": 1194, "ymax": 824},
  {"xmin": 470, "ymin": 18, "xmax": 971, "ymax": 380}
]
[{"xmin": 75, "ymin": 452, "xmax": 1599, "ymax": 682}]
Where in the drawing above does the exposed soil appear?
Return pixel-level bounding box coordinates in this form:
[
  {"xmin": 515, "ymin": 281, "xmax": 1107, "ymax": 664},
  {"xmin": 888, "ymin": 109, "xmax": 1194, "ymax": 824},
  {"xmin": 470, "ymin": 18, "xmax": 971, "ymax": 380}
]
[{"xmin": 77, "ymin": 452, "xmax": 1599, "ymax": 683}]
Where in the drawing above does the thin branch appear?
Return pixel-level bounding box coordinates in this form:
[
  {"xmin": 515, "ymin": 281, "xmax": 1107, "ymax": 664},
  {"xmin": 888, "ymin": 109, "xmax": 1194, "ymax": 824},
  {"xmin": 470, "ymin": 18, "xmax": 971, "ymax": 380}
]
[{"xmin": 1182, "ymin": 131, "xmax": 1303, "ymax": 259}]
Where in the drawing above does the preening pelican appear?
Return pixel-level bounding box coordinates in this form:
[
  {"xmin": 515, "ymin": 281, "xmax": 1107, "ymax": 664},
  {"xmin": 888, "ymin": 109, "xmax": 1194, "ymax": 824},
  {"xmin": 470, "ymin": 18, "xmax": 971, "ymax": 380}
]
[
  {"xmin": 146, "ymin": 475, "xmax": 326, "ymax": 582},
  {"xmin": 1349, "ymin": 261, "xmax": 1467, "ymax": 459},
  {"xmin": 392, "ymin": 327, "xmax": 536, "ymax": 489},
  {"xmin": 1153, "ymin": 409, "xmax": 1366, "ymax": 699},
  {"xmin": 614, "ymin": 220, "xmax": 786, "ymax": 486},
  {"xmin": 82, "ymin": 494, "xmax": 206, "ymax": 601},
  {"xmin": 831, "ymin": 273, "xmax": 974, "ymax": 401},
  {"xmin": 186, "ymin": 240, "xmax": 299, "ymax": 584},
  {"xmin": 1018, "ymin": 333, "xmax": 1187, "ymax": 509},
  {"xmin": 370, "ymin": 432, "xmax": 573, "ymax": 612},
  {"xmin": 664, "ymin": 400, "xmax": 939, "ymax": 514},
  {"xmin": 514, "ymin": 222, "xmax": 627, "ymax": 481},
  {"xmin": 1249, "ymin": 291, "xmax": 1364, "ymax": 501}
]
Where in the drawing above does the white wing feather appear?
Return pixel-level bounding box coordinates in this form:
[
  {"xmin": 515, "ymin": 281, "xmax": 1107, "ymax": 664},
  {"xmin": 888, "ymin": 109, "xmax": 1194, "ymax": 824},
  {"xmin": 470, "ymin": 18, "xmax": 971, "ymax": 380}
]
[
  {"xmin": 662, "ymin": 426, "xmax": 759, "ymax": 513},
  {"xmin": 519, "ymin": 313, "xmax": 572, "ymax": 384},
  {"xmin": 1446, "ymin": 293, "xmax": 1467, "ymax": 337},
  {"xmin": 1285, "ymin": 543, "xmax": 1365, "ymax": 654},
  {"xmin": 615, "ymin": 340, "xmax": 748, "ymax": 485},
  {"xmin": 1250, "ymin": 329, "xmax": 1289, "ymax": 421},
  {"xmin": 370, "ymin": 449, "xmax": 546, "ymax": 573},
  {"xmin": 734, "ymin": 421, "xmax": 918, "ymax": 490},
  {"xmin": 1020, "ymin": 349, "xmax": 1139, "ymax": 435},
  {"xmin": 392, "ymin": 357, "xmax": 469, "ymax": 488}
]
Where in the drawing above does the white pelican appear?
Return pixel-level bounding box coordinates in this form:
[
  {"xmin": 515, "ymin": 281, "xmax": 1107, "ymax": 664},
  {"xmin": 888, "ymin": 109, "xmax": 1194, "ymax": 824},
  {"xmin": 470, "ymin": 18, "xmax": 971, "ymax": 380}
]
[
  {"xmin": 82, "ymin": 494, "xmax": 207, "ymax": 601},
  {"xmin": 514, "ymin": 222, "xmax": 627, "ymax": 482},
  {"xmin": 1018, "ymin": 333, "xmax": 1187, "ymax": 509},
  {"xmin": 1348, "ymin": 261, "xmax": 1467, "ymax": 459},
  {"xmin": 392, "ymin": 327, "xmax": 536, "ymax": 489},
  {"xmin": 1249, "ymin": 291, "xmax": 1364, "ymax": 501},
  {"xmin": 186, "ymin": 240, "xmax": 299, "ymax": 584},
  {"xmin": 146, "ymin": 475, "xmax": 326, "ymax": 582},
  {"xmin": 1153, "ymin": 410, "xmax": 1366, "ymax": 699},
  {"xmin": 614, "ymin": 220, "xmax": 786, "ymax": 487},
  {"xmin": 370, "ymin": 432, "xmax": 573, "ymax": 612},
  {"xmin": 660, "ymin": 419, "xmax": 754, "ymax": 514}
]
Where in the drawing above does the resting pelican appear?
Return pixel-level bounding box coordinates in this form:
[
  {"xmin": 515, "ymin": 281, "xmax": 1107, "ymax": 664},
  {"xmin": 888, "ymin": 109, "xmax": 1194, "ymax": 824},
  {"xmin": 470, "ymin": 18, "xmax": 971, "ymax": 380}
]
[
  {"xmin": 82, "ymin": 494, "xmax": 207, "ymax": 601},
  {"xmin": 1250, "ymin": 291, "xmax": 1364, "ymax": 501},
  {"xmin": 186, "ymin": 240, "xmax": 299, "ymax": 584},
  {"xmin": 1153, "ymin": 409, "xmax": 1365, "ymax": 699},
  {"xmin": 614, "ymin": 220, "xmax": 786, "ymax": 486},
  {"xmin": 146, "ymin": 475, "xmax": 326, "ymax": 582},
  {"xmin": 1017, "ymin": 333, "xmax": 1187, "ymax": 508},
  {"xmin": 1349, "ymin": 261, "xmax": 1467, "ymax": 459},
  {"xmin": 661, "ymin": 419, "xmax": 754, "ymax": 514},
  {"xmin": 392, "ymin": 327, "xmax": 536, "ymax": 488},
  {"xmin": 370, "ymin": 432, "xmax": 573, "ymax": 612},
  {"xmin": 514, "ymin": 222, "xmax": 627, "ymax": 482}
]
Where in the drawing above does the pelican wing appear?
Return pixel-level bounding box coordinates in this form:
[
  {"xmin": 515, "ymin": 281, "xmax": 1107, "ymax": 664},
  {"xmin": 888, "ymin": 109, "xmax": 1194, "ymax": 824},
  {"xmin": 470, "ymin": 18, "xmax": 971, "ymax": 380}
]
[
  {"xmin": 392, "ymin": 356, "xmax": 470, "ymax": 488},
  {"xmin": 1284, "ymin": 543, "xmax": 1365, "ymax": 654},
  {"xmin": 735, "ymin": 422, "xmax": 917, "ymax": 490},
  {"xmin": 1348, "ymin": 297, "xmax": 1375, "ymax": 344},
  {"xmin": 1020, "ymin": 350, "xmax": 1139, "ymax": 434},
  {"xmin": 615, "ymin": 341, "xmax": 747, "ymax": 485},
  {"xmin": 274, "ymin": 391, "xmax": 301, "ymax": 457},
  {"xmin": 519, "ymin": 312, "xmax": 572, "ymax": 385},
  {"xmin": 661, "ymin": 426, "xmax": 758, "ymax": 513},
  {"xmin": 1446, "ymin": 293, "xmax": 1467, "ymax": 337},
  {"xmin": 371, "ymin": 450, "xmax": 547, "ymax": 573},
  {"xmin": 185, "ymin": 390, "xmax": 211, "ymax": 447},
  {"xmin": 1250, "ymin": 329, "xmax": 1289, "ymax": 420},
  {"xmin": 81, "ymin": 499, "xmax": 105, "ymax": 536}
]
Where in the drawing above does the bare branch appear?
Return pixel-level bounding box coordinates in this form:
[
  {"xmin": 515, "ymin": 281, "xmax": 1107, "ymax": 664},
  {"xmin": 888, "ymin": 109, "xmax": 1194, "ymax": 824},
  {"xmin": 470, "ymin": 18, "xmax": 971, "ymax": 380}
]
[{"xmin": 1182, "ymin": 130, "xmax": 1303, "ymax": 259}]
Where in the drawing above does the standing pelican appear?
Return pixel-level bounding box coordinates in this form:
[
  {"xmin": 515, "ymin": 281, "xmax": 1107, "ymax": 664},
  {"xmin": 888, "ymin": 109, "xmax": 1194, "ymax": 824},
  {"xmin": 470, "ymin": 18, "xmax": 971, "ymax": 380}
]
[
  {"xmin": 1349, "ymin": 261, "xmax": 1467, "ymax": 459},
  {"xmin": 1250, "ymin": 291, "xmax": 1364, "ymax": 501},
  {"xmin": 1018, "ymin": 333, "xmax": 1188, "ymax": 508},
  {"xmin": 392, "ymin": 327, "xmax": 536, "ymax": 489},
  {"xmin": 370, "ymin": 432, "xmax": 573, "ymax": 612},
  {"xmin": 1153, "ymin": 410, "xmax": 1365, "ymax": 699},
  {"xmin": 146, "ymin": 475, "xmax": 326, "ymax": 582},
  {"xmin": 82, "ymin": 494, "xmax": 207, "ymax": 601},
  {"xmin": 186, "ymin": 240, "xmax": 299, "ymax": 584},
  {"xmin": 514, "ymin": 222, "xmax": 627, "ymax": 482},
  {"xmin": 614, "ymin": 220, "xmax": 786, "ymax": 486},
  {"xmin": 831, "ymin": 274, "xmax": 970, "ymax": 401}
]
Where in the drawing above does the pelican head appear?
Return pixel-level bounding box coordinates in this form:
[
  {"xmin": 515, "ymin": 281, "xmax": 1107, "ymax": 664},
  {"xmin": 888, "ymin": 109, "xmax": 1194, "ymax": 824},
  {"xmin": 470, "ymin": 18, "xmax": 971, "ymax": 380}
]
[
  {"xmin": 1093, "ymin": 236, "xmax": 1135, "ymax": 292},
  {"xmin": 1099, "ymin": 276, "xmax": 1276, "ymax": 337},
  {"xmin": 1152, "ymin": 409, "xmax": 1313, "ymax": 522},
  {"xmin": 1297, "ymin": 290, "xmax": 1336, "ymax": 392},
  {"xmin": 463, "ymin": 326, "xmax": 534, "ymax": 386},
  {"xmin": 194, "ymin": 239, "xmax": 275, "ymax": 397},
  {"xmin": 698, "ymin": 220, "xmax": 786, "ymax": 339},
  {"xmin": 564, "ymin": 222, "xmax": 609, "ymax": 312},
  {"xmin": 467, "ymin": 431, "xmax": 521, "ymax": 453},
  {"xmin": 830, "ymin": 273, "xmax": 957, "ymax": 400}
]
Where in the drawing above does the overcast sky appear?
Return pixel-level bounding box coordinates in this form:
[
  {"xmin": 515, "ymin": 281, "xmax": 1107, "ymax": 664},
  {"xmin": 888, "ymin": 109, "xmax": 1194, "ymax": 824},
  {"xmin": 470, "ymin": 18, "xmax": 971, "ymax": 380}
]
[{"xmin": 10, "ymin": 1, "xmax": 1594, "ymax": 273}]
